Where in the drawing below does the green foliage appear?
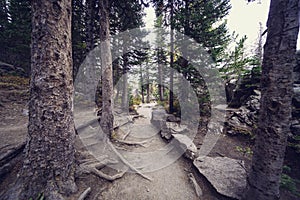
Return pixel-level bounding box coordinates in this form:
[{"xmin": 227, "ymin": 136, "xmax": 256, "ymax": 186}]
[
  {"xmin": 72, "ymin": 0, "xmax": 86, "ymax": 78},
  {"xmin": 280, "ymin": 173, "xmax": 300, "ymax": 197},
  {"xmin": 110, "ymin": 0, "xmax": 145, "ymax": 33},
  {"xmin": 129, "ymin": 94, "xmax": 142, "ymax": 106},
  {"xmin": 287, "ymin": 135, "xmax": 300, "ymax": 154},
  {"xmin": 0, "ymin": 0, "xmax": 31, "ymax": 76},
  {"xmin": 174, "ymin": 0, "xmax": 231, "ymax": 62},
  {"xmin": 280, "ymin": 165, "xmax": 300, "ymax": 196},
  {"xmin": 29, "ymin": 193, "xmax": 44, "ymax": 200},
  {"xmin": 219, "ymin": 35, "xmax": 257, "ymax": 81},
  {"xmin": 173, "ymin": 98, "xmax": 181, "ymax": 116},
  {"xmin": 235, "ymin": 146, "xmax": 253, "ymax": 157}
]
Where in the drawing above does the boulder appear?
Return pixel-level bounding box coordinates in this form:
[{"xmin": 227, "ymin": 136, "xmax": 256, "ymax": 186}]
[
  {"xmin": 160, "ymin": 122, "xmax": 172, "ymax": 140},
  {"xmin": 172, "ymin": 134, "xmax": 198, "ymax": 160},
  {"xmin": 151, "ymin": 109, "xmax": 189, "ymax": 140},
  {"xmin": 225, "ymin": 107, "xmax": 254, "ymax": 136},
  {"xmin": 193, "ymin": 156, "xmax": 247, "ymax": 200},
  {"xmin": 151, "ymin": 109, "xmax": 167, "ymax": 129}
]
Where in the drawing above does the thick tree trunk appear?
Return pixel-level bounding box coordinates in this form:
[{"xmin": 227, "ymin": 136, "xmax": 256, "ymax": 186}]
[
  {"xmin": 5, "ymin": 1, "xmax": 77, "ymax": 199},
  {"xmin": 244, "ymin": 0, "xmax": 299, "ymax": 199},
  {"xmin": 99, "ymin": 0, "xmax": 114, "ymax": 136}
]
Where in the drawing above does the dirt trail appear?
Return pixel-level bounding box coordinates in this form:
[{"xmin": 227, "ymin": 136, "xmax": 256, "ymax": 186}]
[{"xmin": 98, "ymin": 103, "xmax": 198, "ymax": 199}]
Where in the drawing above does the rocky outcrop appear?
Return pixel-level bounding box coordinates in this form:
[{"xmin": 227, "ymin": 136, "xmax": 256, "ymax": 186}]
[
  {"xmin": 224, "ymin": 90, "xmax": 260, "ymax": 136},
  {"xmin": 193, "ymin": 156, "xmax": 247, "ymax": 200},
  {"xmin": 226, "ymin": 71, "xmax": 260, "ymax": 108}
]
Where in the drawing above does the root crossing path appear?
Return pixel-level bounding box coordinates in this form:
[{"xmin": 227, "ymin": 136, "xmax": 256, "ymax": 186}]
[{"xmin": 91, "ymin": 103, "xmax": 199, "ymax": 200}]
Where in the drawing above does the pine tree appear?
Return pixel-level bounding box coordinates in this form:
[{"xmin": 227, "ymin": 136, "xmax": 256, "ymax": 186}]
[
  {"xmin": 99, "ymin": 0, "xmax": 114, "ymax": 136},
  {"xmin": 174, "ymin": 0, "xmax": 231, "ymax": 62},
  {"xmin": 0, "ymin": 0, "xmax": 9, "ymax": 60},
  {"xmin": 245, "ymin": 0, "xmax": 300, "ymax": 199},
  {"xmin": 5, "ymin": 0, "xmax": 77, "ymax": 199},
  {"xmin": 72, "ymin": 0, "xmax": 86, "ymax": 79},
  {"xmin": 0, "ymin": 0, "xmax": 31, "ymax": 76}
]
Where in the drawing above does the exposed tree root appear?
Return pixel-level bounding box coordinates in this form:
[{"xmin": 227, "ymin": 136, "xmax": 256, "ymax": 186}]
[
  {"xmin": 0, "ymin": 163, "xmax": 12, "ymax": 178},
  {"xmin": 107, "ymin": 140, "xmax": 153, "ymax": 181},
  {"xmin": 0, "ymin": 142, "xmax": 26, "ymax": 166},
  {"xmin": 188, "ymin": 173, "xmax": 203, "ymax": 198},
  {"xmin": 113, "ymin": 138, "xmax": 151, "ymax": 148},
  {"xmin": 78, "ymin": 187, "xmax": 91, "ymax": 200},
  {"xmin": 121, "ymin": 130, "xmax": 131, "ymax": 140},
  {"xmin": 131, "ymin": 114, "xmax": 145, "ymax": 120},
  {"xmin": 79, "ymin": 158, "xmax": 127, "ymax": 181},
  {"xmin": 76, "ymin": 118, "xmax": 100, "ymax": 133},
  {"xmin": 113, "ymin": 120, "xmax": 133, "ymax": 130}
]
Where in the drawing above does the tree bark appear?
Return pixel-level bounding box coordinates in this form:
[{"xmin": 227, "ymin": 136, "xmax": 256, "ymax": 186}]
[
  {"xmin": 121, "ymin": 54, "xmax": 129, "ymax": 110},
  {"xmin": 5, "ymin": 1, "xmax": 77, "ymax": 199},
  {"xmin": 140, "ymin": 64, "xmax": 145, "ymax": 103},
  {"xmin": 169, "ymin": 0, "xmax": 174, "ymax": 113},
  {"xmin": 244, "ymin": 0, "xmax": 299, "ymax": 199},
  {"xmin": 99, "ymin": 0, "xmax": 114, "ymax": 136},
  {"xmin": 158, "ymin": 50, "xmax": 164, "ymax": 101},
  {"xmin": 85, "ymin": 0, "xmax": 97, "ymax": 101},
  {"xmin": 146, "ymin": 66, "xmax": 150, "ymax": 103}
]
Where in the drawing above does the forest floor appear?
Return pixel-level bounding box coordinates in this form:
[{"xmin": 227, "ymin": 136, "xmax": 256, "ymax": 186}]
[{"xmin": 0, "ymin": 75, "xmax": 299, "ymax": 200}]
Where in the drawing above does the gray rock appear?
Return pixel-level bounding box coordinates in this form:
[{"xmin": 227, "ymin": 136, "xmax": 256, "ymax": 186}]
[
  {"xmin": 172, "ymin": 134, "xmax": 198, "ymax": 160},
  {"xmin": 160, "ymin": 122, "xmax": 172, "ymax": 140},
  {"xmin": 151, "ymin": 109, "xmax": 167, "ymax": 129},
  {"xmin": 193, "ymin": 156, "xmax": 247, "ymax": 199},
  {"xmin": 151, "ymin": 109, "xmax": 189, "ymax": 140},
  {"xmin": 225, "ymin": 105, "xmax": 256, "ymax": 136},
  {"xmin": 167, "ymin": 122, "xmax": 188, "ymax": 133},
  {"xmin": 166, "ymin": 114, "xmax": 181, "ymax": 123}
]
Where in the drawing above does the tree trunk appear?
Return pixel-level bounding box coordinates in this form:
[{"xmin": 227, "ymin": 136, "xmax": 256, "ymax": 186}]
[
  {"xmin": 85, "ymin": 0, "xmax": 96, "ymax": 101},
  {"xmin": 146, "ymin": 66, "xmax": 150, "ymax": 103},
  {"xmin": 140, "ymin": 64, "xmax": 145, "ymax": 103},
  {"xmin": 180, "ymin": 0, "xmax": 190, "ymax": 106},
  {"xmin": 244, "ymin": 0, "xmax": 299, "ymax": 199},
  {"xmin": 121, "ymin": 54, "xmax": 129, "ymax": 110},
  {"xmin": 99, "ymin": 0, "xmax": 114, "ymax": 136},
  {"xmin": 5, "ymin": 1, "xmax": 77, "ymax": 199},
  {"xmin": 158, "ymin": 50, "xmax": 164, "ymax": 101},
  {"xmin": 169, "ymin": 0, "xmax": 174, "ymax": 113}
]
